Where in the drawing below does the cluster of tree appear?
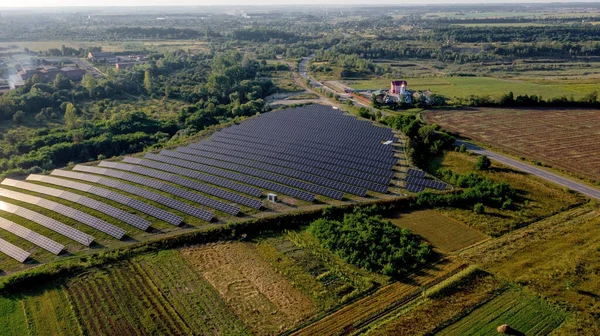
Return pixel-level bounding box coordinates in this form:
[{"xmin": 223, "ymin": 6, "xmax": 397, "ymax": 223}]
[
  {"xmin": 232, "ymin": 28, "xmax": 301, "ymax": 43},
  {"xmin": 434, "ymin": 25, "xmax": 600, "ymax": 43},
  {"xmin": 454, "ymin": 90, "xmax": 600, "ymax": 108},
  {"xmin": 308, "ymin": 208, "xmax": 433, "ymax": 277},
  {"xmin": 382, "ymin": 114, "xmax": 455, "ymax": 166}
]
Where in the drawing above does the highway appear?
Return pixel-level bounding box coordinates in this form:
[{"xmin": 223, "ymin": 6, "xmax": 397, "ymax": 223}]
[{"xmin": 457, "ymin": 140, "xmax": 600, "ymax": 201}]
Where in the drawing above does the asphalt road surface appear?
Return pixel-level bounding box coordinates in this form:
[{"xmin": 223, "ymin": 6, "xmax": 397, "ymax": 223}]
[{"xmin": 457, "ymin": 140, "xmax": 600, "ymax": 201}]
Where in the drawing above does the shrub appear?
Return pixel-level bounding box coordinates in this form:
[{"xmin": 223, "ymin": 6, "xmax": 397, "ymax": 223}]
[
  {"xmin": 474, "ymin": 155, "xmax": 492, "ymax": 171},
  {"xmin": 474, "ymin": 203, "xmax": 485, "ymax": 214}
]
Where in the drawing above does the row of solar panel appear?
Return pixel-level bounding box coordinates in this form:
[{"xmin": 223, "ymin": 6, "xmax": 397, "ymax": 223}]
[
  {"xmin": 78, "ymin": 164, "xmax": 240, "ymax": 216},
  {"xmin": 405, "ymin": 176, "xmax": 448, "ymax": 191},
  {"xmin": 249, "ymin": 106, "xmax": 394, "ymax": 138},
  {"xmin": 0, "ymin": 187, "xmax": 126, "ymax": 239},
  {"xmin": 242, "ymin": 117, "xmax": 393, "ymax": 141},
  {"xmin": 188, "ymin": 143, "xmax": 390, "ymax": 193},
  {"xmin": 177, "ymin": 146, "xmax": 368, "ymax": 197},
  {"xmin": 0, "ymin": 216, "xmax": 64, "ymax": 255},
  {"xmin": 210, "ymin": 131, "xmax": 398, "ymax": 167},
  {"xmin": 159, "ymin": 150, "xmax": 344, "ymax": 200},
  {"xmin": 70, "ymin": 166, "xmax": 216, "ymax": 221},
  {"xmin": 407, "ymin": 168, "xmax": 427, "ymax": 178},
  {"xmin": 405, "ymin": 184, "xmax": 426, "ymax": 193},
  {"xmin": 225, "ymin": 125, "xmax": 395, "ymax": 154},
  {"xmin": 30, "ymin": 174, "xmax": 183, "ymax": 226},
  {"xmin": 144, "ymin": 154, "xmax": 315, "ymax": 202},
  {"xmin": 99, "ymin": 161, "xmax": 263, "ymax": 210},
  {"xmin": 0, "ymin": 200, "xmax": 94, "ymax": 246},
  {"xmin": 226, "ymin": 119, "xmax": 395, "ymax": 148},
  {"xmin": 195, "ymin": 138, "xmax": 395, "ymax": 180},
  {"xmin": 209, "ymin": 132, "xmax": 397, "ymax": 170},
  {"xmin": 3, "ymin": 179, "xmax": 151, "ymax": 231},
  {"xmin": 220, "ymin": 124, "xmax": 397, "ymax": 160}
]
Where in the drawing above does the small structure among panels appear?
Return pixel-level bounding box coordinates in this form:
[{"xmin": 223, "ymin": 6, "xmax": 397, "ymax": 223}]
[{"xmin": 0, "ymin": 238, "xmax": 30, "ymax": 262}]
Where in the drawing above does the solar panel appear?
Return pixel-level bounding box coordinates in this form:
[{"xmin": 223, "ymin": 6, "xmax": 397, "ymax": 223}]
[
  {"xmin": 159, "ymin": 150, "xmax": 344, "ymax": 200},
  {"xmin": 122, "ymin": 157, "xmax": 262, "ymax": 197},
  {"xmin": 176, "ymin": 147, "xmax": 371, "ymax": 196},
  {"xmin": 0, "ymin": 201, "xmax": 94, "ymax": 246},
  {"xmin": 51, "ymin": 169, "xmax": 214, "ymax": 222},
  {"xmin": 74, "ymin": 164, "xmax": 239, "ymax": 216},
  {"xmin": 2, "ymin": 179, "xmax": 151, "ymax": 231},
  {"xmin": 0, "ymin": 186, "xmax": 126, "ymax": 240},
  {"xmin": 407, "ymin": 168, "xmax": 426, "ymax": 178},
  {"xmin": 185, "ymin": 143, "xmax": 391, "ymax": 191},
  {"xmin": 405, "ymin": 184, "xmax": 426, "ymax": 193},
  {"xmin": 203, "ymin": 134, "xmax": 397, "ymax": 173},
  {"xmin": 143, "ymin": 154, "xmax": 315, "ymax": 202},
  {"xmin": 98, "ymin": 161, "xmax": 262, "ymax": 210},
  {"xmin": 0, "ymin": 238, "xmax": 30, "ymax": 262},
  {"xmin": 28, "ymin": 174, "xmax": 182, "ymax": 226},
  {"xmin": 0, "ymin": 217, "xmax": 64, "ymax": 255}
]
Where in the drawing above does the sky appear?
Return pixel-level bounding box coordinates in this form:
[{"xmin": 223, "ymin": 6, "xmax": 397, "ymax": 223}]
[{"xmin": 1, "ymin": 0, "xmax": 599, "ymax": 7}]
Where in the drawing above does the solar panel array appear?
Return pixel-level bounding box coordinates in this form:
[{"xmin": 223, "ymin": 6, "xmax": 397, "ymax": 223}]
[
  {"xmin": 98, "ymin": 161, "xmax": 262, "ymax": 210},
  {"xmin": 55, "ymin": 168, "xmax": 214, "ymax": 222},
  {"xmin": 0, "ymin": 238, "xmax": 30, "ymax": 262},
  {"xmin": 0, "ymin": 201, "xmax": 94, "ymax": 246},
  {"xmin": 407, "ymin": 168, "xmax": 426, "ymax": 178},
  {"xmin": 405, "ymin": 176, "xmax": 448, "ymax": 191},
  {"xmin": 206, "ymin": 132, "xmax": 397, "ymax": 169},
  {"xmin": 73, "ymin": 165, "xmax": 234, "ymax": 216},
  {"xmin": 0, "ymin": 217, "xmax": 64, "ymax": 255},
  {"xmin": 123, "ymin": 157, "xmax": 262, "ymax": 197},
  {"xmin": 176, "ymin": 146, "xmax": 370, "ymax": 197},
  {"xmin": 144, "ymin": 153, "xmax": 315, "ymax": 202},
  {"xmin": 406, "ymin": 184, "xmax": 426, "ymax": 193},
  {"xmin": 184, "ymin": 143, "xmax": 389, "ymax": 193},
  {"xmin": 2, "ymin": 179, "xmax": 151, "ymax": 231},
  {"xmin": 160, "ymin": 150, "xmax": 345, "ymax": 200},
  {"xmin": 0, "ymin": 186, "xmax": 126, "ymax": 239},
  {"xmin": 29, "ymin": 174, "xmax": 182, "ymax": 226}
]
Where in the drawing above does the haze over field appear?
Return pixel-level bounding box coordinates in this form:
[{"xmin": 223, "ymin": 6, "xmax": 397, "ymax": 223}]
[{"xmin": 2, "ymin": 0, "xmax": 600, "ymax": 7}]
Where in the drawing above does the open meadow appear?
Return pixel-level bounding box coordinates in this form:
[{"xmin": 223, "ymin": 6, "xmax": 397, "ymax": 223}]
[
  {"xmin": 426, "ymin": 108, "xmax": 600, "ymax": 182},
  {"xmin": 387, "ymin": 210, "xmax": 489, "ymax": 253},
  {"xmin": 427, "ymin": 151, "xmax": 585, "ymax": 236},
  {"xmin": 347, "ymin": 77, "xmax": 600, "ymax": 100}
]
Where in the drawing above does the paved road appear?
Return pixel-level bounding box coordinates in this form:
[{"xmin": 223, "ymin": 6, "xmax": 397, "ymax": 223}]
[{"xmin": 457, "ymin": 140, "xmax": 600, "ymax": 201}]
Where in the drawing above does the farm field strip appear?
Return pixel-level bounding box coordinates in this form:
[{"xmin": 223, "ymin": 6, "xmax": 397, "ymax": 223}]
[
  {"xmin": 292, "ymin": 260, "xmax": 466, "ymax": 336},
  {"xmin": 182, "ymin": 242, "xmax": 317, "ymax": 335},
  {"xmin": 437, "ymin": 290, "xmax": 568, "ymax": 335},
  {"xmin": 426, "ymin": 108, "xmax": 600, "ymax": 181}
]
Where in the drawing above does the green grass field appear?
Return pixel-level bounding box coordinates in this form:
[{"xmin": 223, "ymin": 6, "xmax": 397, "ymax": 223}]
[
  {"xmin": 387, "ymin": 210, "xmax": 488, "ymax": 253},
  {"xmin": 438, "ymin": 289, "xmax": 567, "ymax": 335},
  {"xmin": 347, "ymin": 77, "xmax": 600, "ymax": 100}
]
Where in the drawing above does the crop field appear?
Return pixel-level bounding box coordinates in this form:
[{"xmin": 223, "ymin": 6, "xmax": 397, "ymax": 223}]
[
  {"xmin": 369, "ymin": 272, "xmax": 502, "ymax": 335},
  {"xmin": 256, "ymin": 231, "xmax": 390, "ymax": 311},
  {"xmin": 65, "ymin": 249, "xmax": 250, "ymax": 336},
  {"xmin": 182, "ymin": 242, "xmax": 317, "ymax": 335},
  {"xmin": 429, "ymin": 151, "xmax": 584, "ymax": 236},
  {"xmin": 459, "ymin": 204, "xmax": 600, "ymax": 332},
  {"xmin": 437, "ymin": 289, "xmax": 568, "ymax": 335},
  {"xmin": 426, "ymin": 108, "xmax": 600, "ymax": 181},
  {"xmin": 292, "ymin": 259, "xmax": 466, "ymax": 336},
  {"xmin": 387, "ymin": 210, "xmax": 489, "ymax": 252},
  {"xmin": 347, "ymin": 77, "xmax": 600, "ymax": 100}
]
